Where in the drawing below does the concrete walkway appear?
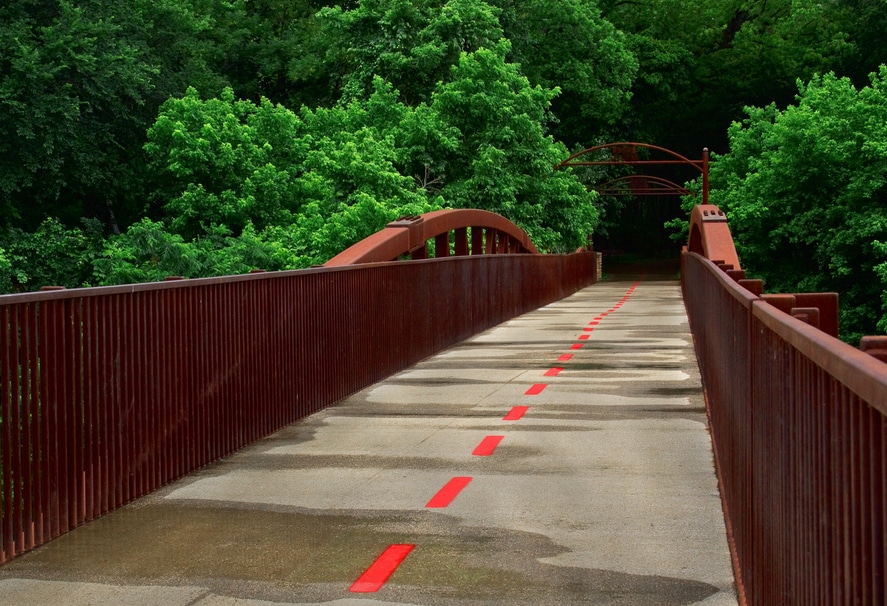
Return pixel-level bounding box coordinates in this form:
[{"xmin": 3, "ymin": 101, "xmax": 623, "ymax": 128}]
[{"xmin": 0, "ymin": 276, "xmax": 736, "ymax": 605}]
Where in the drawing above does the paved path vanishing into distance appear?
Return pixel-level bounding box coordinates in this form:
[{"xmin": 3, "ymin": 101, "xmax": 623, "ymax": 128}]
[{"xmin": 0, "ymin": 274, "xmax": 737, "ymax": 605}]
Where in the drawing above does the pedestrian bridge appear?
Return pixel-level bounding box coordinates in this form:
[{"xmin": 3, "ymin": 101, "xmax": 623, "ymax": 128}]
[{"xmin": 0, "ymin": 207, "xmax": 885, "ymax": 605}]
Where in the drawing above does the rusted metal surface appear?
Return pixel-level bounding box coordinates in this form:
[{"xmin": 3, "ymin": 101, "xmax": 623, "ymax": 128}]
[
  {"xmin": 556, "ymin": 142, "xmax": 710, "ymax": 204},
  {"xmin": 682, "ymin": 251, "xmax": 887, "ymax": 605},
  {"xmin": 0, "ymin": 251, "xmax": 597, "ymax": 565},
  {"xmin": 595, "ymin": 174, "xmax": 691, "ymax": 197},
  {"xmin": 324, "ymin": 209, "xmax": 539, "ymax": 266},
  {"xmin": 687, "ymin": 205, "xmax": 742, "ymax": 270},
  {"xmin": 861, "ymin": 336, "xmax": 887, "ymax": 363}
]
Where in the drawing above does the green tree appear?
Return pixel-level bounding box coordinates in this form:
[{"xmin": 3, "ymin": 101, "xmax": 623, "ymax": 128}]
[
  {"xmin": 704, "ymin": 68, "xmax": 887, "ymax": 341},
  {"xmin": 0, "ymin": 1, "xmax": 157, "ymax": 227},
  {"xmin": 417, "ymin": 42, "xmax": 598, "ymax": 250},
  {"xmin": 0, "ymin": 217, "xmax": 104, "ymax": 290},
  {"xmin": 603, "ymin": 0, "xmax": 858, "ymax": 155},
  {"xmin": 313, "ymin": 0, "xmax": 503, "ymax": 105},
  {"xmin": 0, "ymin": 0, "xmax": 230, "ymax": 230},
  {"xmin": 115, "ymin": 83, "xmax": 440, "ymax": 280},
  {"xmin": 493, "ymin": 0, "xmax": 637, "ymax": 147}
]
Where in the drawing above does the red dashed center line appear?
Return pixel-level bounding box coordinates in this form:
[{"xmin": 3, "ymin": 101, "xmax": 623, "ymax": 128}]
[
  {"xmin": 352, "ymin": 280, "xmax": 647, "ymax": 596},
  {"xmin": 525, "ymin": 383, "xmax": 547, "ymax": 395},
  {"xmin": 350, "ymin": 544, "xmax": 415, "ymax": 592},
  {"xmin": 503, "ymin": 405, "xmax": 529, "ymax": 420},
  {"xmin": 473, "ymin": 435, "xmax": 504, "ymax": 456},
  {"xmin": 427, "ymin": 476, "xmax": 472, "ymax": 508}
]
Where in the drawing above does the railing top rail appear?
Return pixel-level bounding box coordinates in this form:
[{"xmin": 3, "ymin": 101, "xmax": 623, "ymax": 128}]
[
  {"xmin": 0, "ymin": 265, "xmax": 326, "ymax": 305},
  {"xmin": 686, "ymin": 251, "xmax": 887, "ymax": 413},
  {"xmin": 753, "ymin": 297, "xmax": 887, "ymax": 413},
  {"xmin": 688, "ymin": 253, "xmax": 756, "ymax": 309},
  {"xmin": 0, "ymin": 250, "xmax": 588, "ymax": 306}
]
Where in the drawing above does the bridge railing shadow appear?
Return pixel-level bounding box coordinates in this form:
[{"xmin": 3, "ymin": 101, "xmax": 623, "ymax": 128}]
[
  {"xmin": 0, "ymin": 244, "xmax": 597, "ymax": 565},
  {"xmin": 683, "ymin": 212, "xmax": 887, "ymax": 605}
]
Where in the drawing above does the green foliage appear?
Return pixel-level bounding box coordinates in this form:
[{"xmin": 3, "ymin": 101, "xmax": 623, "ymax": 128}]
[
  {"xmin": 604, "ymin": 0, "xmax": 866, "ymax": 154},
  {"xmin": 0, "ymin": 1, "xmax": 157, "ymax": 227},
  {"xmin": 93, "ymin": 219, "xmax": 305, "ymax": 284},
  {"xmin": 145, "ymin": 87, "xmax": 307, "ymax": 237},
  {"xmin": 706, "ymin": 67, "xmax": 887, "ymax": 341},
  {"xmin": 134, "ymin": 47, "xmax": 598, "ymax": 278},
  {"xmin": 315, "ymin": 0, "xmax": 504, "ymax": 105},
  {"xmin": 0, "ymin": 248, "xmax": 12, "ymax": 294},
  {"xmin": 314, "ymin": 0, "xmax": 636, "ymax": 147},
  {"xmin": 125, "ymin": 82, "xmax": 443, "ymax": 278},
  {"xmin": 420, "ymin": 42, "xmax": 599, "ymax": 250},
  {"xmin": 492, "ymin": 0, "xmax": 637, "ymax": 146},
  {"xmin": 0, "ymin": 217, "xmax": 104, "ymax": 291}
]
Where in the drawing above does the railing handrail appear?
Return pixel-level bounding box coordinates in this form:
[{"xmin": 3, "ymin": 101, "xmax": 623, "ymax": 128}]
[
  {"xmin": 0, "ymin": 250, "xmax": 544, "ymax": 306},
  {"xmin": 751, "ymin": 293, "xmax": 887, "ymax": 412},
  {"xmin": 1, "ymin": 249, "xmax": 598, "ymax": 565},
  {"xmin": 683, "ymin": 249, "xmax": 887, "ymax": 605},
  {"xmin": 689, "ymin": 252, "xmax": 887, "ymax": 412}
]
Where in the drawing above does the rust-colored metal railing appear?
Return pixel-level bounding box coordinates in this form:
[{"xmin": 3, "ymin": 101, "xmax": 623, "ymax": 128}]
[
  {"xmin": 683, "ymin": 251, "xmax": 887, "ymax": 605},
  {"xmin": 0, "ymin": 251, "xmax": 597, "ymax": 564}
]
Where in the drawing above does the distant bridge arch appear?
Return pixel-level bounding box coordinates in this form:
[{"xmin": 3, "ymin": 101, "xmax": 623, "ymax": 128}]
[
  {"xmin": 596, "ymin": 174, "xmax": 690, "ymax": 197},
  {"xmin": 556, "ymin": 142, "xmax": 710, "ymax": 205}
]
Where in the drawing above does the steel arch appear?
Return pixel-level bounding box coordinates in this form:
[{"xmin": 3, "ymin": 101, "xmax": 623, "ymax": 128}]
[{"xmin": 324, "ymin": 209, "xmax": 539, "ymax": 266}]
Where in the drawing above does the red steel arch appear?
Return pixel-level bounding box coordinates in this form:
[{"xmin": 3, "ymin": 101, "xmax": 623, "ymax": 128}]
[
  {"xmin": 324, "ymin": 209, "xmax": 539, "ymax": 266},
  {"xmin": 596, "ymin": 174, "xmax": 691, "ymax": 197},
  {"xmin": 557, "ymin": 142, "xmax": 710, "ymax": 204}
]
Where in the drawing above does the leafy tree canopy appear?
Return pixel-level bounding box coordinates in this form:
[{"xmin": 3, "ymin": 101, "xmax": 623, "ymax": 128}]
[
  {"xmin": 129, "ymin": 42, "xmax": 598, "ymax": 281},
  {"xmin": 704, "ymin": 67, "xmax": 887, "ymax": 341}
]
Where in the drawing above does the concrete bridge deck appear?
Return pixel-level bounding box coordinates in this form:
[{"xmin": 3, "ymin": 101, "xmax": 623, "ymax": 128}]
[{"xmin": 0, "ymin": 275, "xmax": 737, "ymax": 605}]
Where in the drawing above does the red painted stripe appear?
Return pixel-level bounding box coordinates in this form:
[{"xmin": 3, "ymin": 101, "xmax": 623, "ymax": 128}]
[
  {"xmin": 525, "ymin": 383, "xmax": 547, "ymax": 395},
  {"xmin": 503, "ymin": 405, "xmax": 529, "ymax": 420},
  {"xmin": 473, "ymin": 435, "xmax": 504, "ymax": 456},
  {"xmin": 600, "ymin": 312, "xmax": 609, "ymax": 316},
  {"xmin": 578, "ymin": 334, "xmax": 590, "ymax": 340},
  {"xmin": 558, "ymin": 354, "xmax": 573, "ymax": 362},
  {"xmin": 588, "ymin": 321, "xmax": 600, "ymax": 326},
  {"xmin": 544, "ymin": 367, "xmax": 563, "ymax": 377},
  {"xmin": 570, "ymin": 343, "xmax": 583, "ymax": 350},
  {"xmin": 583, "ymin": 327, "xmax": 594, "ymax": 332},
  {"xmin": 426, "ymin": 476, "xmax": 472, "ymax": 508},
  {"xmin": 350, "ymin": 544, "xmax": 415, "ymax": 592}
]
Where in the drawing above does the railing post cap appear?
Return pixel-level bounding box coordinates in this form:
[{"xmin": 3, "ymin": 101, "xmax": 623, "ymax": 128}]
[{"xmin": 860, "ymin": 336, "xmax": 887, "ymax": 363}]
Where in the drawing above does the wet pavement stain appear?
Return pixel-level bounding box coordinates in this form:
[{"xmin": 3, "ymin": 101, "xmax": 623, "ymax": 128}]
[{"xmin": 0, "ymin": 502, "xmax": 720, "ymax": 606}]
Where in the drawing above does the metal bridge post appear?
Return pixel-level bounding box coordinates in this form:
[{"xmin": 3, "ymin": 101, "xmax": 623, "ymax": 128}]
[{"xmin": 703, "ymin": 147, "xmax": 710, "ymax": 205}]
